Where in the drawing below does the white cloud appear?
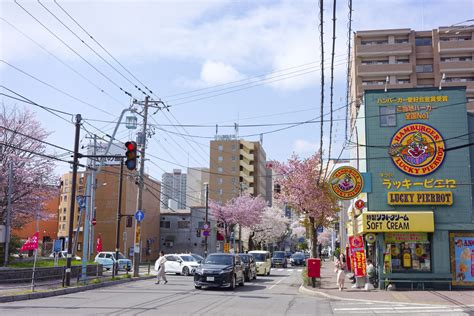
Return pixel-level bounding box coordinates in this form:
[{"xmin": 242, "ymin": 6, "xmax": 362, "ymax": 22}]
[
  {"xmin": 293, "ymin": 139, "xmax": 319, "ymax": 155},
  {"xmin": 200, "ymin": 60, "xmax": 244, "ymax": 86}
]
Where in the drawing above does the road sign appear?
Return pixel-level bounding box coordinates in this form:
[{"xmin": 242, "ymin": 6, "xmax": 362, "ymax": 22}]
[
  {"xmin": 203, "ymin": 230, "xmax": 210, "ymax": 237},
  {"xmin": 91, "ymin": 218, "xmax": 97, "ymax": 226},
  {"xmin": 203, "ymin": 223, "xmax": 209, "ymax": 230},
  {"xmin": 223, "ymin": 243, "xmax": 230, "ymax": 253},
  {"xmin": 53, "ymin": 239, "xmax": 62, "ymax": 252},
  {"xmin": 76, "ymin": 195, "xmax": 86, "ymax": 209},
  {"xmin": 135, "ymin": 210, "xmax": 144, "ymax": 222},
  {"xmin": 355, "ymin": 199, "xmax": 365, "ymax": 210}
]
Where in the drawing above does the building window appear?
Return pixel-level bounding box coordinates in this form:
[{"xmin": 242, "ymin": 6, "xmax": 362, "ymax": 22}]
[
  {"xmin": 396, "ymin": 58, "xmax": 409, "ymax": 64},
  {"xmin": 63, "ymin": 195, "xmax": 67, "ymax": 202},
  {"xmin": 361, "ymin": 59, "xmax": 389, "ymax": 65},
  {"xmin": 178, "ymin": 221, "xmax": 190, "ymax": 229},
  {"xmin": 62, "ymin": 224, "xmax": 66, "ymax": 230},
  {"xmin": 415, "ymin": 37, "xmax": 432, "ymax": 46},
  {"xmin": 218, "ymin": 156, "xmax": 223, "ymax": 162},
  {"xmin": 160, "ymin": 221, "xmax": 171, "ymax": 228},
  {"xmin": 362, "ymin": 80, "xmax": 385, "ymax": 86},
  {"xmin": 380, "ymin": 106, "xmax": 396, "ymax": 127},
  {"xmin": 445, "ymin": 77, "xmax": 474, "ymax": 83},
  {"xmin": 383, "ymin": 233, "xmax": 431, "ymax": 273},
  {"xmin": 232, "ymin": 177, "xmax": 237, "ymax": 184},
  {"xmin": 231, "ymin": 166, "xmax": 237, "ymax": 173},
  {"xmin": 218, "ymin": 178, "xmax": 223, "ymax": 184},
  {"xmin": 218, "ymin": 145, "xmax": 223, "ymax": 151},
  {"xmin": 361, "ymin": 40, "xmax": 388, "ymax": 45},
  {"xmin": 397, "ymin": 78, "xmax": 410, "ymax": 84},
  {"xmin": 415, "ymin": 64, "xmax": 433, "ymax": 73},
  {"xmin": 218, "ymin": 189, "xmax": 223, "ymax": 195},
  {"xmin": 232, "ymin": 144, "xmax": 237, "ymax": 151},
  {"xmin": 395, "ymin": 38, "xmax": 408, "ymax": 44},
  {"xmin": 217, "ymin": 167, "xmax": 223, "ymax": 173},
  {"xmin": 232, "ymin": 156, "xmax": 236, "ymax": 161},
  {"xmin": 63, "ymin": 208, "xmax": 67, "ymax": 213},
  {"xmin": 441, "ymin": 56, "xmax": 472, "ymax": 62},
  {"xmin": 467, "ymin": 97, "xmax": 474, "ymax": 103}
]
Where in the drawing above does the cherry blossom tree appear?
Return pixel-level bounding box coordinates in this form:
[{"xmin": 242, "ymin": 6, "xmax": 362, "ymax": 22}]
[
  {"xmin": 0, "ymin": 105, "xmax": 58, "ymax": 228},
  {"xmin": 290, "ymin": 220, "xmax": 306, "ymax": 239},
  {"xmin": 251, "ymin": 206, "xmax": 290, "ymax": 249},
  {"xmin": 273, "ymin": 152, "xmax": 339, "ymax": 258}
]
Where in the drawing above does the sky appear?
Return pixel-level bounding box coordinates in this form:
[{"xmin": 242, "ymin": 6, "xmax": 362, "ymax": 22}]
[{"xmin": 1, "ymin": 0, "xmax": 473, "ymax": 183}]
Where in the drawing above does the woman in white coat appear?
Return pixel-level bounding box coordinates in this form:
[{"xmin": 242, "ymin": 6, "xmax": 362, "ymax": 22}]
[
  {"xmin": 154, "ymin": 251, "xmax": 168, "ymax": 284},
  {"xmin": 335, "ymin": 254, "xmax": 346, "ymax": 291}
]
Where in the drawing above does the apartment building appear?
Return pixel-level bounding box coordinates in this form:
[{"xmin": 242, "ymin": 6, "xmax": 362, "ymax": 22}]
[
  {"xmin": 350, "ymin": 26, "xmax": 474, "ymax": 126},
  {"xmin": 209, "ymin": 137, "xmax": 268, "ymax": 204},
  {"xmin": 186, "ymin": 167, "xmax": 210, "ymax": 207},
  {"xmin": 161, "ymin": 169, "xmax": 187, "ymax": 209}
]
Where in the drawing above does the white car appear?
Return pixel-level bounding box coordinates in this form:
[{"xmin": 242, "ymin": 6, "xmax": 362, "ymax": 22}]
[
  {"xmin": 164, "ymin": 254, "xmax": 201, "ymax": 276},
  {"xmin": 49, "ymin": 251, "xmax": 81, "ymax": 261}
]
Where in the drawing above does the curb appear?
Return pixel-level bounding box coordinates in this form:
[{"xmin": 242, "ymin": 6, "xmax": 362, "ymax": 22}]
[
  {"xmin": 298, "ymin": 284, "xmax": 447, "ymax": 306},
  {"xmin": 0, "ymin": 275, "xmax": 155, "ymax": 303}
]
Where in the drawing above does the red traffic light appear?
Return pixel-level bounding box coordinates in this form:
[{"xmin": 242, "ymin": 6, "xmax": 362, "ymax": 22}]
[{"xmin": 126, "ymin": 141, "xmax": 136, "ymax": 150}]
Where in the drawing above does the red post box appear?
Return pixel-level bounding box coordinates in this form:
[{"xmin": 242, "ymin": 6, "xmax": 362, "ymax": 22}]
[{"xmin": 307, "ymin": 258, "xmax": 321, "ymax": 278}]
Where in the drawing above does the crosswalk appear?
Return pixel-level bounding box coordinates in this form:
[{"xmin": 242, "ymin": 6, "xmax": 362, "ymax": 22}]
[{"xmin": 331, "ymin": 301, "xmax": 472, "ymax": 315}]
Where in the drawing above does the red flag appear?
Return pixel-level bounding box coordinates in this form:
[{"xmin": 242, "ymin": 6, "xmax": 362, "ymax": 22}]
[
  {"xmin": 96, "ymin": 235, "xmax": 103, "ymax": 253},
  {"xmin": 20, "ymin": 232, "xmax": 39, "ymax": 251}
]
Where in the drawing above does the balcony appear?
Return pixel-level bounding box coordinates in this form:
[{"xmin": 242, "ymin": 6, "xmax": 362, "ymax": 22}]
[
  {"xmin": 239, "ymin": 171, "xmax": 253, "ymax": 184},
  {"xmin": 439, "ymin": 61, "xmax": 474, "ymax": 74},
  {"xmin": 356, "ymin": 43, "xmax": 412, "ymax": 57},
  {"xmin": 439, "ymin": 39, "xmax": 474, "ymax": 54},
  {"xmin": 441, "ymin": 81, "xmax": 474, "ymax": 93},
  {"xmin": 357, "ymin": 63, "xmax": 412, "ymax": 77},
  {"xmin": 240, "ymin": 149, "xmax": 254, "ymax": 161},
  {"xmin": 240, "ymin": 159, "xmax": 254, "ymax": 172}
]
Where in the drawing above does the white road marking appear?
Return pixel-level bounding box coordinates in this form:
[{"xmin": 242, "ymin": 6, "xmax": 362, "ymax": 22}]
[
  {"xmin": 277, "ymin": 269, "xmax": 283, "ymax": 271},
  {"xmin": 297, "ymin": 269, "xmax": 303, "ymax": 272},
  {"xmin": 268, "ymin": 276, "xmax": 287, "ymax": 289},
  {"xmin": 287, "ymin": 269, "xmax": 293, "ymax": 272},
  {"xmin": 333, "ymin": 306, "xmax": 465, "ymax": 312}
]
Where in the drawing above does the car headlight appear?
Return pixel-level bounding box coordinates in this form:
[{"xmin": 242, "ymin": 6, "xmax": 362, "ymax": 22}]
[
  {"xmin": 220, "ymin": 267, "xmax": 233, "ymax": 274},
  {"xmin": 195, "ymin": 268, "xmax": 203, "ymax": 275}
]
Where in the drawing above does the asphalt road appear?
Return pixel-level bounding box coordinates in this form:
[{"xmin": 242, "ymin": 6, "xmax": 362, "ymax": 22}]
[{"xmin": 0, "ymin": 268, "xmax": 470, "ymax": 316}]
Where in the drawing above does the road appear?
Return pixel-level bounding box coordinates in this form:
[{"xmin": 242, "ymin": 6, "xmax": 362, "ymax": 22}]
[{"xmin": 0, "ymin": 268, "xmax": 470, "ymax": 315}]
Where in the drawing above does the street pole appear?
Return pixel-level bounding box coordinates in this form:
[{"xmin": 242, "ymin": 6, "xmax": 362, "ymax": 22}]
[
  {"xmin": 114, "ymin": 159, "xmax": 124, "ymax": 278},
  {"xmin": 133, "ymin": 96, "xmax": 149, "ymax": 277},
  {"xmin": 66, "ymin": 114, "xmax": 82, "ymax": 286},
  {"xmin": 89, "ymin": 134, "xmax": 97, "ymax": 260},
  {"xmin": 3, "ymin": 161, "xmax": 13, "ymax": 266},
  {"xmin": 204, "ymin": 183, "xmax": 209, "ymax": 258},
  {"xmin": 81, "ymin": 174, "xmax": 92, "ymax": 282}
]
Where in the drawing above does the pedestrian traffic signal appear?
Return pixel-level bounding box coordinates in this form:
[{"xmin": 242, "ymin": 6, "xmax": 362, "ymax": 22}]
[{"xmin": 125, "ymin": 141, "xmax": 137, "ymax": 170}]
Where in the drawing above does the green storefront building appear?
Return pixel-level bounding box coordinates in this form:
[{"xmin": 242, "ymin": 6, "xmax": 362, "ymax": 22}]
[{"xmin": 358, "ymin": 87, "xmax": 474, "ymax": 289}]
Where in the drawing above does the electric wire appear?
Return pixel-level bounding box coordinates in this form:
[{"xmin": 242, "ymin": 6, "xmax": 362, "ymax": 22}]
[{"xmin": 317, "ymin": 0, "xmax": 325, "ymax": 184}]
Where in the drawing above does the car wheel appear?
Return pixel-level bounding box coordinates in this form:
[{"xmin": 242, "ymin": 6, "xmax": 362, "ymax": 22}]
[
  {"xmin": 182, "ymin": 266, "xmax": 190, "ymax": 276},
  {"xmin": 253, "ymin": 271, "xmax": 257, "ymax": 280},
  {"xmin": 195, "ymin": 285, "xmax": 202, "ymax": 289},
  {"xmin": 230, "ymin": 275, "xmax": 236, "ymax": 290}
]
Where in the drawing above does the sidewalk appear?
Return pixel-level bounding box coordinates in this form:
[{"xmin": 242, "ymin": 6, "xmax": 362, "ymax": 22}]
[{"xmin": 300, "ymin": 259, "xmax": 474, "ymax": 307}]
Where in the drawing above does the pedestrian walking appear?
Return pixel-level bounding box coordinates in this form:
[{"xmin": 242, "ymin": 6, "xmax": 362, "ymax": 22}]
[
  {"xmin": 335, "ymin": 253, "xmax": 346, "ymax": 291},
  {"xmin": 154, "ymin": 251, "xmax": 168, "ymax": 284}
]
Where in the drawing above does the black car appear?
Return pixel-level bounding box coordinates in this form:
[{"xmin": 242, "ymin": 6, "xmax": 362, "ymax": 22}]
[
  {"xmin": 239, "ymin": 253, "xmax": 257, "ymax": 281},
  {"xmin": 271, "ymin": 251, "xmax": 288, "ymax": 268},
  {"xmin": 290, "ymin": 252, "xmax": 306, "ymax": 266},
  {"xmin": 194, "ymin": 253, "xmax": 245, "ymax": 290}
]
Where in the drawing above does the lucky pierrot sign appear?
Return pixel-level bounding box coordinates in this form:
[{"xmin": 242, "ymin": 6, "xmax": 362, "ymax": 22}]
[
  {"xmin": 388, "ymin": 123, "xmax": 446, "ymax": 176},
  {"xmin": 328, "ymin": 166, "xmax": 364, "ymax": 200}
]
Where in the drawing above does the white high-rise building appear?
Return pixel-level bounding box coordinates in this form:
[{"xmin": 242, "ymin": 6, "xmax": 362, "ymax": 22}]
[
  {"xmin": 186, "ymin": 167, "xmax": 210, "ymax": 207},
  {"xmin": 161, "ymin": 169, "xmax": 187, "ymax": 209}
]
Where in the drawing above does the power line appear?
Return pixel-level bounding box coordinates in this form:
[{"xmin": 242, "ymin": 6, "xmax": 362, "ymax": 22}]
[{"xmin": 317, "ymin": 0, "xmax": 325, "ymax": 184}]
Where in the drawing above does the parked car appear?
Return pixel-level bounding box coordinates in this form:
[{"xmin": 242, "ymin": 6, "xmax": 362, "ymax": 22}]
[
  {"xmin": 290, "ymin": 252, "xmax": 306, "ymax": 266},
  {"xmin": 164, "ymin": 254, "xmax": 201, "ymax": 276},
  {"xmin": 194, "ymin": 253, "xmax": 245, "ymax": 289},
  {"xmin": 94, "ymin": 251, "xmax": 131, "ymax": 271},
  {"xmin": 190, "ymin": 253, "xmax": 204, "ymax": 264},
  {"xmin": 49, "ymin": 251, "xmax": 81, "ymax": 261},
  {"xmin": 239, "ymin": 253, "xmax": 257, "ymax": 281},
  {"xmin": 285, "ymin": 251, "xmax": 293, "ymax": 258},
  {"xmin": 271, "ymin": 251, "xmax": 288, "ymax": 268},
  {"xmin": 248, "ymin": 250, "xmax": 271, "ymax": 276}
]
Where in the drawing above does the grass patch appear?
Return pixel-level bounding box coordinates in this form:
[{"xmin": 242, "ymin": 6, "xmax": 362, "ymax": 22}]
[
  {"xmin": 8, "ymin": 259, "xmax": 96, "ymax": 268},
  {"xmin": 91, "ymin": 278, "xmax": 101, "ymax": 284}
]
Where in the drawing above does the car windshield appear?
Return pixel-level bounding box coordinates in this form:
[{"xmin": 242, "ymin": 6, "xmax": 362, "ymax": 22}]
[
  {"xmin": 204, "ymin": 255, "xmax": 233, "ymax": 265},
  {"xmin": 292, "ymin": 253, "xmax": 304, "ymax": 259},
  {"xmin": 117, "ymin": 253, "xmax": 126, "ymax": 259},
  {"xmin": 191, "ymin": 254, "xmax": 204, "ymax": 261},
  {"xmin": 273, "ymin": 252, "xmax": 285, "ymax": 258},
  {"xmin": 251, "ymin": 253, "xmax": 266, "ymax": 262},
  {"xmin": 180, "ymin": 255, "xmax": 196, "ymax": 262}
]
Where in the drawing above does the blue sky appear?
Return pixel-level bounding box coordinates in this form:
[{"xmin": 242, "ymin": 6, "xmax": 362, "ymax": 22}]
[{"xmin": 1, "ymin": 0, "xmax": 473, "ymax": 180}]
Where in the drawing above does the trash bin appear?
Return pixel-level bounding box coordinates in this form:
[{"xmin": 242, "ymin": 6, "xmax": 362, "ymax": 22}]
[{"xmin": 307, "ymin": 258, "xmax": 321, "ymax": 278}]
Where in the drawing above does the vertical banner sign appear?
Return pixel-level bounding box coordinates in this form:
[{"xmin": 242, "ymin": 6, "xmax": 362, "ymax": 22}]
[{"xmin": 349, "ymin": 236, "xmax": 367, "ymax": 277}]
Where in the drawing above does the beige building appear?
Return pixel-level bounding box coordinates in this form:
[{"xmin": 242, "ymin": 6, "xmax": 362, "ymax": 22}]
[
  {"xmin": 350, "ymin": 26, "xmax": 474, "ymax": 127},
  {"xmin": 209, "ymin": 138, "xmax": 268, "ymax": 204},
  {"xmin": 186, "ymin": 167, "xmax": 210, "ymax": 207},
  {"xmin": 57, "ymin": 166, "xmax": 161, "ymax": 261}
]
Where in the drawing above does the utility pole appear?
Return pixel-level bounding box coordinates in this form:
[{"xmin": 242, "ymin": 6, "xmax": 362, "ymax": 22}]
[
  {"xmin": 3, "ymin": 161, "xmax": 13, "ymax": 266},
  {"xmin": 132, "ymin": 96, "xmax": 149, "ymax": 277},
  {"xmin": 66, "ymin": 114, "xmax": 82, "ymax": 286},
  {"xmin": 89, "ymin": 134, "xmax": 97, "ymax": 260},
  {"xmin": 204, "ymin": 183, "xmax": 209, "ymax": 257},
  {"xmin": 114, "ymin": 159, "xmax": 124, "ymax": 278}
]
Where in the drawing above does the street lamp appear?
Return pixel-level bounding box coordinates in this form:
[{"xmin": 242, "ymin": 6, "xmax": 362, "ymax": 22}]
[{"xmin": 204, "ymin": 183, "xmax": 209, "ymax": 258}]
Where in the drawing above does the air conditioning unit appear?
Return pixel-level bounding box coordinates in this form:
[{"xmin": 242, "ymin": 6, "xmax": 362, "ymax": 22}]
[{"xmin": 165, "ymin": 241, "xmax": 174, "ymax": 247}]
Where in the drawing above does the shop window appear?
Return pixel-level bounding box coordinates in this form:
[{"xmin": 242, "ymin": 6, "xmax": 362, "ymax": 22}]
[
  {"xmin": 379, "ymin": 106, "xmax": 396, "ymax": 127},
  {"xmin": 383, "ymin": 233, "xmax": 431, "ymax": 273}
]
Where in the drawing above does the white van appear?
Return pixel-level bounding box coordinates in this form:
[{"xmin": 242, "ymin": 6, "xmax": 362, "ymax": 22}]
[{"xmin": 248, "ymin": 250, "xmax": 271, "ymax": 276}]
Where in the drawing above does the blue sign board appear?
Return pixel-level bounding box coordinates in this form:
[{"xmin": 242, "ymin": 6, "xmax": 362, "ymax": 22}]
[
  {"xmin": 135, "ymin": 210, "xmax": 145, "ymax": 222},
  {"xmin": 53, "ymin": 239, "xmax": 62, "ymax": 252},
  {"xmin": 76, "ymin": 195, "xmax": 86, "ymax": 209}
]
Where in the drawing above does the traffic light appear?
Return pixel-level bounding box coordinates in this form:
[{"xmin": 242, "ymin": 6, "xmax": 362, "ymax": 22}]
[{"xmin": 125, "ymin": 141, "xmax": 137, "ymax": 170}]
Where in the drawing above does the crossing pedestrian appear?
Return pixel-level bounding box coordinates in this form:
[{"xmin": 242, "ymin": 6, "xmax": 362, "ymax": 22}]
[
  {"xmin": 154, "ymin": 251, "xmax": 168, "ymax": 284},
  {"xmin": 335, "ymin": 253, "xmax": 346, "ymax": 291}
]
